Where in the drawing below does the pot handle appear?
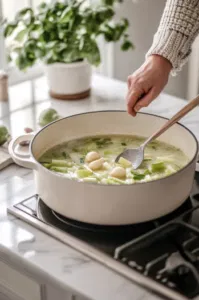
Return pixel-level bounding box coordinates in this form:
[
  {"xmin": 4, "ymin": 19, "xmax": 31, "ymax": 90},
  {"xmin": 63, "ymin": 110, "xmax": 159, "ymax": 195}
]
[{"xmin": 8, "ymin": 133, "xmax": 37, "ymax": 170}]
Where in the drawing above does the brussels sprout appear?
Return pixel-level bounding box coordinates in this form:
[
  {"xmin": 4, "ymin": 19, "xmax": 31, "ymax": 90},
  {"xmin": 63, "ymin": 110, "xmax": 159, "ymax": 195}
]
[
  {"xmin": 38, "ymin": 108, "xmax": 60, "ymax": 127},
  {"xmin": 0, "ymin": 125, "xmax": 9, "ymax": 146}
]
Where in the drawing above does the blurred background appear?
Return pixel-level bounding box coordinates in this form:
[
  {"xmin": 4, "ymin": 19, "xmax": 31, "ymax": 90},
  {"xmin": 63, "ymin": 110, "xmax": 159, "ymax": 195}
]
[{"xmin": 0, "ymin": 0, "xmax": 199, "ymax": 100}]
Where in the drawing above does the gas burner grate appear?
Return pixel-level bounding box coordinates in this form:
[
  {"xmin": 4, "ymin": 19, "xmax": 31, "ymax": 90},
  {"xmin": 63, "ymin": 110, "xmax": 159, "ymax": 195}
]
[{"xmin": 114, "ymin": 219, "xmax": 199, "ymax": 298}]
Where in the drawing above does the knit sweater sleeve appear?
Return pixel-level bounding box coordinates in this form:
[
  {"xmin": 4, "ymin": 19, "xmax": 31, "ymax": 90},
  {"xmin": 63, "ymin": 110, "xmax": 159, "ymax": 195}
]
[{"xmin": 146, "ymin": 0, "xmax": 199, "ymax": 75}]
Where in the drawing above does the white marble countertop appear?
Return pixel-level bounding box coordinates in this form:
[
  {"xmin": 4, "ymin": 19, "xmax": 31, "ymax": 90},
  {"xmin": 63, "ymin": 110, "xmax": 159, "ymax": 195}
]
[{"xmin": 0, "ymin": 74, "xmax": 199, "ymax": 300}]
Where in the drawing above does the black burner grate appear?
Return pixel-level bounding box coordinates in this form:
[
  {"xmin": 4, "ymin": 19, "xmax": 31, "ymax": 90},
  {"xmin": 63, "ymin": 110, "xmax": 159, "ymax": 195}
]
[{"xmin": 114, "ymin": 221, "xmax": 199, "ymax": 298}]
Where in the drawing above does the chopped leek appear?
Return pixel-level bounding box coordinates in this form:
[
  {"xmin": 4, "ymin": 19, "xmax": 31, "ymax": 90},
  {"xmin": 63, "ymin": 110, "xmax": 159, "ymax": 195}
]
[
  {"xmin": 143, "ymin": 169, "xmax": 151, "ymax": 175},
  {"xmin": 106, "ymin": 177, "xmax": 126, "ymax": 185},
  {"xmin": 133, "ymin": 174, "xmax": 145, "ymax": 180},
  {"xmin": 104, "ymin": 150, "xmax": 112, "ymax": 155},
  {"xmin": 151, "ymin": 162, "xmax": 166, "ymax": 172},
  {"xmin": 76, "ymin": 169, "xmax": 93, "ymax": 178},
  {"xmin": 39, "ymin": 158, "xmax": 52, "ymax": 163},
  {"xmin": 51, "ymin": 159, "xmax": 72, "ymax": 167},
  {"xmin": 95, "ymin": 138, "xmax": 112, "ymax": 148},
  {"xmin": 131, "ymin": 169, "xmax": 150, "ymax": 178},
  {"xmin": 62, "ymin": 151, "xmax": 69, "ymax": 159},
  {"xmin": 50, "ymin": 166, "xmax": 68, "ymax": 173},
  {"xmin": 43, "ymin": 163, "xmax": 51, "ymax": 169},
  {"xmin": 118, "ymin": 157, "xmax": 132, "ymax": 168}
]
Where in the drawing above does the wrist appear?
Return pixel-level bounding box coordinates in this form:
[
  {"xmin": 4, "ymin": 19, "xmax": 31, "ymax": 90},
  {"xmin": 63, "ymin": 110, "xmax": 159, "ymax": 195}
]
[{"xmin": 148, "ymin": 54, "xmax": 172, "ymax": 71}]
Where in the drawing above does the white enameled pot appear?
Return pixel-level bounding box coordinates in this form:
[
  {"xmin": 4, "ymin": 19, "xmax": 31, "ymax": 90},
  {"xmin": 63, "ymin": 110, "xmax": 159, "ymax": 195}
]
[{"xmin": 9, "ymin": 111, "xmax": 199, "ymax": 225}]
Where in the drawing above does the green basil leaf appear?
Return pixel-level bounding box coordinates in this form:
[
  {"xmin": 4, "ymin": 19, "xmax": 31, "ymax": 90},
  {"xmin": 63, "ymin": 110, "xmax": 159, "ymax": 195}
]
[
  {"xmin": 38, "ymin": 2, "xmax": 47, "ymax": 11},
  {"xmin": 15, "ymin": 28, "xmax": 28, "ymax": 41},
  {"xmin": 15, "ymin": 8, "xmax": 33, "ymax": 19},
  {"xmin": 4, "ymin": 24, "xmax": 17, "ymax": 37},
  {"xmin": 121, "ymin": 40, "xmax": 134, "ymax": 51},
  {"xmin": 102, "ymin": 0, "xmax": 115, "ymax": 5},
  {"xmin": 12, "ymin": 47, "xmax": 22, "ymax": 54},
  {"xmin": 15, "ymin": 8, "xmax": 34, "ymax": 24},
  {"xmin": 60, "ymin": 7, "xmax": 73, "ymax": 23}
]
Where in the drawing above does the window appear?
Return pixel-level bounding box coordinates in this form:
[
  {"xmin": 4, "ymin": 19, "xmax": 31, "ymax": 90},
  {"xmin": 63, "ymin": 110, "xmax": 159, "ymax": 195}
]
[{"xmin": 0, "ymin": 0, "xmax": 113, "ymax": 85}]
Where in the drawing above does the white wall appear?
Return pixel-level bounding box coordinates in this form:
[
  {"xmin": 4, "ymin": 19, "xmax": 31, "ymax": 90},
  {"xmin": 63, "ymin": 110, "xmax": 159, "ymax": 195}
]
[{"xmin": 113, "ymin": 0, "xmax": 188, "ymax": 99}]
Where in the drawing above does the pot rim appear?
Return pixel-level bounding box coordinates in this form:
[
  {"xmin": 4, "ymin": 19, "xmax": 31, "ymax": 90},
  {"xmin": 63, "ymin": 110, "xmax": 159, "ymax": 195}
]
[{"xmin": 30, "ymin": 110, "xmax": 199, "ymax": 187}]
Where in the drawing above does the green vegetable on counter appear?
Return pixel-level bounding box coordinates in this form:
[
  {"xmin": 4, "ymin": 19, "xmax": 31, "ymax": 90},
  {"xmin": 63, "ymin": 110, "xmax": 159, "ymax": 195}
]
[
  {"xmin": 38, "ymin": 108, "xmax": 60, "ymax": 127},
  {"xmin": 151, "ymin": 162, "xmax": 166, "ymax": 172},
  {"xmin": 0, "ymin": 125, "xmax": 10, "ymax": 146}
]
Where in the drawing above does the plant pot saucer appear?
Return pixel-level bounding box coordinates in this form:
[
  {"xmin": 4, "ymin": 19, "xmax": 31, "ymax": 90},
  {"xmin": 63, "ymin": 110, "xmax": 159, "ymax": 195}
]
[{"xmin": 49, "ymin": 89, "xmax": 90, "ymax": 100}]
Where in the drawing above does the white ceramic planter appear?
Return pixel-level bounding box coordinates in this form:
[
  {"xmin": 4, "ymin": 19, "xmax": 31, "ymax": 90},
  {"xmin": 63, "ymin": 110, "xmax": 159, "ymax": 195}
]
[{"xmin": 44, "ymin": 61, "xmax": 92, "ymax": 100}]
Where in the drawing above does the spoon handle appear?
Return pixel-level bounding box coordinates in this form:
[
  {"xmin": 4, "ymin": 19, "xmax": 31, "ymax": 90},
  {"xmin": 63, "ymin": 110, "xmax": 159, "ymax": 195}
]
[{"xmin": 143, "ymin": 94, "xmax": 199, "ymax": 146}]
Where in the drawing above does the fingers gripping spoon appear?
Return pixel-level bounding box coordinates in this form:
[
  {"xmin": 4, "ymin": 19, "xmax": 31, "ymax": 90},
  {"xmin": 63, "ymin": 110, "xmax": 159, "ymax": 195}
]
[{"xmin": 115, "ymin": 95, "xmax": 199, "ymax": 169}]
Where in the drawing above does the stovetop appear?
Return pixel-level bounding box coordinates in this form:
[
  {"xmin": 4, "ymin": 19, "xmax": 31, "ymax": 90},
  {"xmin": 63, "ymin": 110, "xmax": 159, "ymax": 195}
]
[{"xmin": 8, "ymin": 172, "xmax": 199, "ymax": 300}]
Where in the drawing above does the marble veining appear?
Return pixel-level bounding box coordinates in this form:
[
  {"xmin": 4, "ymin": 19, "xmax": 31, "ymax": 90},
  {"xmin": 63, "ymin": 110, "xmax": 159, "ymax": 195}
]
[
  {"xmin": 0, "ymin": 75, "xmax": 199, "ymax": 300},
  {"xmin": 62, "ymin": 256, "xmax": 91, "ymax": 273}
]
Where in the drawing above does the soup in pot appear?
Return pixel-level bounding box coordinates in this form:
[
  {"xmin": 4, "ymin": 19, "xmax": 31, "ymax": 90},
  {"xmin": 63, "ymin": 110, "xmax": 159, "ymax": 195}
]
[{"xmin": 39, "ymin": 135, "xmax": 189, "ymax": 185}]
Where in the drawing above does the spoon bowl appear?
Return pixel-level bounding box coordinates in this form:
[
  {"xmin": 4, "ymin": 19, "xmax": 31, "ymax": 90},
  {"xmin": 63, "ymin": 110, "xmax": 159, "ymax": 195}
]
[{"xmin": 115, "ymin": 147, "xmax": 144, "ymax": 169}]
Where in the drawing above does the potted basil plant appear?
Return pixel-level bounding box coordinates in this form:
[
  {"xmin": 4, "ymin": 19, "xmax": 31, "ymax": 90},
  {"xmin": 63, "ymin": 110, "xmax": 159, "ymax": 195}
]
[{"xmin": 3, "ymin": 0, "xmax": 133, "ymax": 100}]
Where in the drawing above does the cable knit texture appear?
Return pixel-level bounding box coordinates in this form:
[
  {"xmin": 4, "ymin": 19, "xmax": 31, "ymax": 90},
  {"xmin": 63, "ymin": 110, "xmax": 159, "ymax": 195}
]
[{"xmin": 146, "ymin": 0, "xmax": 199, "ymax": 75}]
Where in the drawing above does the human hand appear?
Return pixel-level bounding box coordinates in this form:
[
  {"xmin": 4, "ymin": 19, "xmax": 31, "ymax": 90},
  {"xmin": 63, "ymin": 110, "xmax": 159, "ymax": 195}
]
[{"xmin": 127, "ymin": 55, "xmax": 172, "ymax": 116}]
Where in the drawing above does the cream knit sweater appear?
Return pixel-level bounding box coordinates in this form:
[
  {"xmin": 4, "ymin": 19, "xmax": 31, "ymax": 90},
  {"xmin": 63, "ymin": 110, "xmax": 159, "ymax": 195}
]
[{"xmin": 146, "ymin": 0, "xmax": 199, "ymax": 75}]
